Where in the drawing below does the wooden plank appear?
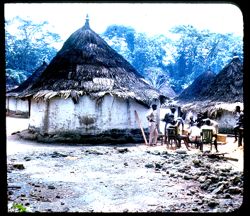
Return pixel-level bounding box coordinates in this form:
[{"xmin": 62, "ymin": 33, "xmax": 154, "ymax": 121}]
[
  {"xmin": 203, "ymin": 152, "xmax": 228, "ymax": 156},
  {"xmin": 134, "ymin": 110, "xmax": 148, "ymax": 145},
  {"xmin": 204, "ymin": 153, "xmax": 239, "ymax": 161},
  {"xmin": 211, "ymin": 152, "xmax": 228, "ymax": 156},
  {"xmin": 8, "ymin": 185, "xmax": 21, "ymax": 189},
  {"xmin": 221, "ymin": 156, "xmax": 239, "ymax": 161}
]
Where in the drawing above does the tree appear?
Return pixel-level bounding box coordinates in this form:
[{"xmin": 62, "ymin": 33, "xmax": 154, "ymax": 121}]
[
  {"xmin": 102, "ymin": 24, "xmax": 243, "ymax": 95},
  {"xmin": 144, "ymin": 66, "xmax": 170, "ymax": 90},
  {"xmin": 5, "ymin": 16, "xmax": 62, "ymax": 74},
  {"xmin": 168, "ymin": 25, "xmax": 243, "ymax": 93},
  {"xmin": 102, "ymin": 25, "xmax": 135, "ymax": 63}
]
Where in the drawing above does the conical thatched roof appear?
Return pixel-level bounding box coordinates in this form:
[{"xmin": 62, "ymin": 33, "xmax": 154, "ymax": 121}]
[
  {"xmin": 6, "ymin": 61, "xmax": 48, "ymax": 97},
  {"xmin": 176, "ymin": 70, "xmax": 216, "ymax": 102},
  {"xmin": 159, "ymin": 84, "xmax": 177, "ymax": 99},
  {"xmin": 199, "ymin": 56, "xmax": 243, "ymax": 102},
  {"xmin": 176, "ymin": 56, "xmax": 243, "ymax": 103},
  {"xmin": 174, "ymin": 56, "xmax": 243, "ymax": 117},
  {"xmin": 18, "ymin": 17, "xmax": 163, "ymax": 107}
]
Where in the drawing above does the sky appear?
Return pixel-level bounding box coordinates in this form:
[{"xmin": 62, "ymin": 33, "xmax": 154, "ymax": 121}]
[{"xmin": 4, "ymin": 2, "xmax": 244, "ymax": 46}]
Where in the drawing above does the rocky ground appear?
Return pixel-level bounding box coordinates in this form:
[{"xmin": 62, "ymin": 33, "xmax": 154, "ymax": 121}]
[{"xmin": 6, "ymin": 117, "xmax": 244, "ymax": 213}]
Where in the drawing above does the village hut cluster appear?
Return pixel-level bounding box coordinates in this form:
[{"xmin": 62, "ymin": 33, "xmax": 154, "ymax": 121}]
[
  {"xmin": 174, "ymin": 56, "xmax": 243, "ymax": 133},
  {"xmin": 6, "ymin": 16, "xmax": 243, "ymax": 145}
]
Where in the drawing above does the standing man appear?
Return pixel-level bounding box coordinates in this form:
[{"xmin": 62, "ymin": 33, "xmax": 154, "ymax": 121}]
[
  {"xmin": 233, "ymin": 105, "xmax": 244, "ymax": 143},
  {"xmin": 146, "ymin": 104, "xmax": 159, "ymax": 146}
]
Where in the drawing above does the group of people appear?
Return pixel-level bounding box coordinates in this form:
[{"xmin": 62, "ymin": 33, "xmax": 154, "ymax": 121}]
[{"xmin": 146, "ymin": 104, "xmax": 244, "ymax": 152}]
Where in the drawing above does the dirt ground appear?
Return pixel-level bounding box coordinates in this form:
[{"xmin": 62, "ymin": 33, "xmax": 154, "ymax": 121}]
[{"xmin": 6, "ymin": 117, "xmax": 244, "ymax": 213}]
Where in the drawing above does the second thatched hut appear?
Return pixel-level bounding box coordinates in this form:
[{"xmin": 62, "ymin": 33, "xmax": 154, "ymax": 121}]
[{"xmin": 175, "ymin": 56, "xmax": 244, "ymax": 133}]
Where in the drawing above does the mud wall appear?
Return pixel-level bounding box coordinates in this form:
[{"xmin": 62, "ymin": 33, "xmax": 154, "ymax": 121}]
[
  {"xmin": 6, "ymin": 97, "xmax": 29, "ymax": 117},
  {"xmin": 28, "ymin": 95, "xmax": 150, "ymax": 143}
]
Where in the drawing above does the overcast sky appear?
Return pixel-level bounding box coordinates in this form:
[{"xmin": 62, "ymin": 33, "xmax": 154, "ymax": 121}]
[{"xmin": 4, "ymin": 2, "xmax": 243, "ymax": 42}]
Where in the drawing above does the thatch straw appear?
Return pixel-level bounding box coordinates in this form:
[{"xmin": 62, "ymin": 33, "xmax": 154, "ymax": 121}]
[
  {"xmin": 177, "ymin": 57, "xmax": 243, "ymax": 103},
  {"xmin": 176, "ymin": 70, "xmax": 216, "ymax": 102},
  {"xmin": 179, "ymin": 100, "xmax": 243, "ymax": 119},
  {"xmin": 159, "ymin": 84, "xmax": 177, "ymax": 99},
  {"xmin": 202, "ymin": 57, "xmax": 243, "ymax": 102},
  {"xmin": 13, "ymin": 18, "xmax": 163, "ymax": 107},
  {"xmin": 173, "ymin": 57, "xmax": 244, "ymax": 119}
]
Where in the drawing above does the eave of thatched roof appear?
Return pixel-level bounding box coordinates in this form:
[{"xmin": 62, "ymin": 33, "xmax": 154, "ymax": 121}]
[
  {"xmin": 177, "ymin": 100, "xmax": 244, "ymax": 117},
  {"xmin": 15, "ymin": 17, "xmax": 164, "ymax": 107}
]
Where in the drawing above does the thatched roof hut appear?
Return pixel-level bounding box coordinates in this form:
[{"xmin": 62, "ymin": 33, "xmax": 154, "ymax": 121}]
[
  {"xmin": 16, "ymin": 16, "xmax": 165, "ymax": 144},
  {"xmin": 6, "ymin": 62, "xmax": 48, "ymax": 117},
  {"xmin": 174, "ymin": 57, "xmax": 244, "ymax": 132},
  {"xmin": 19, "ymin": 16, "xmax": 161, "ymax": 107},
  {"xmin": 159, "ymin": 84, "xmax": 177, "ymax": 99},
  {"xmin": 176, "ymin": 70, "xmax": 216, "ymax": 102},
  {"xmin": 199, "ymin": 56, "xmax": 243, "ymax": 102}
]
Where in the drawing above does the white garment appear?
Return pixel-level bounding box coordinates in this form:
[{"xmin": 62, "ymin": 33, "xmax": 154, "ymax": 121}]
[
  {"xmin": 188, "ymin": 126, "xmax": 201, "ymax": 142},
  {"xmin": 189, "ymin": 126, "xmax": 201, "ymax": 137},
  {"xmin": 146, "ymin": 109, "xmax": 158, "ymax": 123},
  {"xmin": 147, "ymin": 108, "xmax": 159, "ymax": 145}
]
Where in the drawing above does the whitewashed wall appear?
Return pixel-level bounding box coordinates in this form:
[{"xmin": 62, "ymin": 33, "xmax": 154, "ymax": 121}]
[
  {"xmin": 29, "ymin": 100, "xmax": 47, "ymax": 133},
  {"xmin": 6, "ymin": 97, "xmax": 29, "ymax": 114},
  {"xmin": 29, "ymin": 95, "xmax": 150, "ymax": 135}
]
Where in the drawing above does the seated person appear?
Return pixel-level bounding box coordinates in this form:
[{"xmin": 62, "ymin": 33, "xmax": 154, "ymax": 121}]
[
  {"xmin": 200, "ymin": 119, "xmax": 218, "ymax": 152},
  {"xmin": 188, "ymin": 123, "xmax": 201, "ymax": 143},
  {"xmin": 189, "ymin": 116, "xmax": 195, "ymax": 127},
  {"xmin": 202, "ymin": 118, "xmax": 219, "ymax": 134},
  {"xmin": 174, "ymin": 117, "xmax": 190, "ymax": 151},
  {"xmin": 164, "ymin": 118, "xmax": 178, "ymax": 148},
  {"xmin": 164, "ymin": 114, "xmax": 175, "ymax": 132}
]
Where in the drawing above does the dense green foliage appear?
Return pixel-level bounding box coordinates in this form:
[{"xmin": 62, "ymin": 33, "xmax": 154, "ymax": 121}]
[
  {"xmin": 5, "ymin": 17, "xmax": 62, "ymax": 88},
  {"xmin": 102, "ymin": 24, "xmax": 243, "ymax": 93},
  {"xmin": 5, "ymin": 18, "xmax": 243, "ymax": 94}
]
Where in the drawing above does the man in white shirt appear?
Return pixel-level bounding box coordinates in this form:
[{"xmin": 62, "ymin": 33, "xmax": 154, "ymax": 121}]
[
  {"xmin": 188, "ymin": 123, "xmax": 201, "ymax": 141},
  {"xmin": 233, "ymin": 105, "xmax": 244, "ymax": 143},
  {"xmin": 146, "ymin": 104, "xmax": 159, "ymax": 146}
]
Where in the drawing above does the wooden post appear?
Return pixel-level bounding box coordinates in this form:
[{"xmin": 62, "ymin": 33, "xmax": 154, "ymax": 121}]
[
  {"xmin": 134, "ymin": 110, "xmax": 148, "ymax": 145},
  {"xmin": 238, "ymin": 128, "xmax": 243, "ymax": 147}
]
